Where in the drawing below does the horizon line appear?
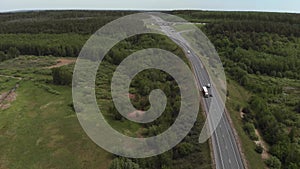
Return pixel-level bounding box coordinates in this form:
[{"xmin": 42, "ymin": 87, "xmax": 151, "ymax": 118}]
[{"xmin": 1, "ymin": 8, "xmax": 299, "ymax": 14}]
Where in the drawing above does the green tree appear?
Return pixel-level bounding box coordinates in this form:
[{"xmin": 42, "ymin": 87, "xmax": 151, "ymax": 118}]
[
  {"xmin": 109, "ymin": 158, "xmax": 140, "ymax": 169},
  {"xmin": 265, "ymin": 156, "xmax": 281, "ymax": 169},
  {"xmin": 7, "ymin": 47, "xmax": 20, "ymax": 59},
  {"xmin": 0, "ymin": 51, "xmax": 6, "ymax": 62},
  {"xmin": 176, "ymin": 142, "xmax": 194, "ymax": 157},
  {"xmin": 255, "ymin": 144, "xmax": 263, "ymax": 154},
  {"xmin": 109, "ymin": 105, "xmax": 123, "ymax": 121},
  {"xmin": 52, "ymin": 66, "xmax": 72, "ymax": 86},
  {"xmin": 243, "ymin": 122, "xmax": 258, "ymax": 140}
]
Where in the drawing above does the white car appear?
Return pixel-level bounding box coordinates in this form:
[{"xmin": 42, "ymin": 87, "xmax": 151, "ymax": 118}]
[
  {"xmin": 187, "ymin": 50, "xmax": 191, "ymax": 54},
  {"xmin": 207, "ymin": 83, "xmax": 211, "ymax": 88}
]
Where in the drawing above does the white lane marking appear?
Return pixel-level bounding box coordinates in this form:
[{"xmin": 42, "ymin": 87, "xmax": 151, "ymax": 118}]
[
  {"xmin": 223, "ymin": 116, "xmax": 242, "ymax": 168},
  {"xmin": 159, "ymin": 22, "xmax": 242, "ymax": 169},
  {"xmin": 211, "ymin": 87, "xmax": 242, "ymax": 169}
]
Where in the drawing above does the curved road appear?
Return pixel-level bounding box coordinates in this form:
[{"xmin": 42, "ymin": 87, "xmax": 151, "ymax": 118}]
[{"xmin": 151, "ymin": 15, "xmax": 245, "ymax": 169}]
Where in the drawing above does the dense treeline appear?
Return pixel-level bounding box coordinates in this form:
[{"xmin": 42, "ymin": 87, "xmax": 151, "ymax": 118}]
[
  {"xmin": 226, "ymin": 47, "xmax": 300, "ymax": 80},
  {"xmin": 52, "ymin": 65, "xmax": 73, "ymax": 85},
  {"xmin": 174, "ymin": 10, "xmax": 300, "ymax": 37},
  {"xmin": 0, "ymin": 10, "xmax": 133, "ymax": 34},
  {"xmin": 0, "ymin": 10, "xmax": 299, "ymax": 59},
  {"xmin": 172, "ymin": 10, "xmax": 300, "ymax": 24},
  {"xmin": 0, "ymin": 34, "xmax": 88, "ymax": 57},
  {"xmin": 0, "ymin": 47, "xmax": 20, "ymax": 62},
  {"xmin": 204, "ymin": 31, "xmax": 300, "ymax": 80},
  {"xmin": 205, "ymin": 21, "xmax": 300, "ymax": 37},
  {"xmin": 1, "ymin": 10, "xmax": 299, "ymax": 35},
  {"xmin": 0, "ymin": 11, "xmax": 133, "ymax": 57}
]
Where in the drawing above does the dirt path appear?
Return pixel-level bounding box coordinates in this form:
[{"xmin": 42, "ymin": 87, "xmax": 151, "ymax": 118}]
[
  {"xmin": 0, "ymin": 84, "xmax": 18, "ymax": 110},
  {"xmin": 46, "ymin": 58, "xmax": 76, "ymax": 69},
  {"xmin": 254, "ymin": 129, "xmax": 270, "ymax": 160},
  {"xmin": 240, "ymin": 110, "xmax": 270, "ymax": 164}
]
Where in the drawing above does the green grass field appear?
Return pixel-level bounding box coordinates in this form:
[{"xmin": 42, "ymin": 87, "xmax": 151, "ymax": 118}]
[
  {"xmin": 0, "ymin": 56, "xmax": 113, "ymax": 169},
  {"xmin": 0, "ymin": 81, "xmax": 113, "ymax": 169}
]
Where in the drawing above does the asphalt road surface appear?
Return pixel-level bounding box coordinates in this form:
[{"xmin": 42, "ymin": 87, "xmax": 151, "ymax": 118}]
[{"xmin": 151, "ymin": 15, "xmax": 245, "ymax": 169}]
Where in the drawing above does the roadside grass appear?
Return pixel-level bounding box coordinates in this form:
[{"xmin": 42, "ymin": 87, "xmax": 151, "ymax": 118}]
[
  {"xmin": 195, "ymin": 24, "xmax": 206, "ymax": 29},
  {"xmin": 226, "ymin": 78, "xmax": 265, "ymax": 169},
  {"xmin": 172, "ymin": 24, "xmax": 194, "ymax": 32},
  {"xmin": 146, "ymin": 24, "xmax": 161, "ymax": 31}
]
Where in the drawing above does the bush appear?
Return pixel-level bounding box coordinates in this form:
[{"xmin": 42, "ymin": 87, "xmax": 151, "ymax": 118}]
[
  {"xmin": 265, "ymin": 156, "xmax": 281, "ymax": 169},
  {"xmin": 175, "ymin": 142, "xmax": 194, "ymax": 157},
  {"xmin": 68, "ymin": 103, "xmax": 75, "ymax": 111},
  {"xmin": 249, "ymin": 132, "xmax": 258, "ymax": 141},
  {"xmin": 109, "ymin": 105, "xmax": 123, "ymax": 121},
  {"xmin": 255, "ymin": 144, "xmax": 263, "ymax": 154},
  {"xmin": 0, "ymin": 51, "xmax": 6, "ymax": 62},
  {"xmin": 7, "ymin": 47, "xmax": 20, "ymax": 59},
  {"xmin": 52, "ymin": 66, "xmax": 73, "ymax": 86},
  {"xmin": 36, "ymin": 83, "xmax": 60, "ymax": 95},
  {"xmin": 243, "ymin": 122, "xmax": 258, "ymax": 140},
  {"xmin": 242, "ymin": 107, "xmax": 251, "ymax": 114},
  {"xmin": 109, "ymin": 158, "xmax": 140, "ymax": 169}
]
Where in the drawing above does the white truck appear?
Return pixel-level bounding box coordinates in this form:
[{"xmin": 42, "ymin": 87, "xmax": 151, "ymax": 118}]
[{"xmin": 202, "ymin": 86, "xmax": 209, "ymax": 98}]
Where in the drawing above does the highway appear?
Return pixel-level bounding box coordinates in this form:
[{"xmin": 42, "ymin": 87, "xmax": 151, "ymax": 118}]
[{"xmin": 151, "ymin": 15, "xmax": 245, "ymax": 169}]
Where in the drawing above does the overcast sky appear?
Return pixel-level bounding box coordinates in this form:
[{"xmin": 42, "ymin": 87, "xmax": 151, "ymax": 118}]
[{"xmin": 1, "ymin": 0, "xmax": 300, "ymax": 13}]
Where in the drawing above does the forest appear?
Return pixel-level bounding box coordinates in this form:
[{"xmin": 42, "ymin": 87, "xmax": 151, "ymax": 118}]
[
  {"xmin": 51, "ymin": 33, "xmax": 211, "ymax": 169},
  {"xmin": 0, "ymin": 10, "xmax": 299, "ymax": 169},
  {"xmin": 193, "ymin": 10, "xmax": 300, "ymax": 169}
]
